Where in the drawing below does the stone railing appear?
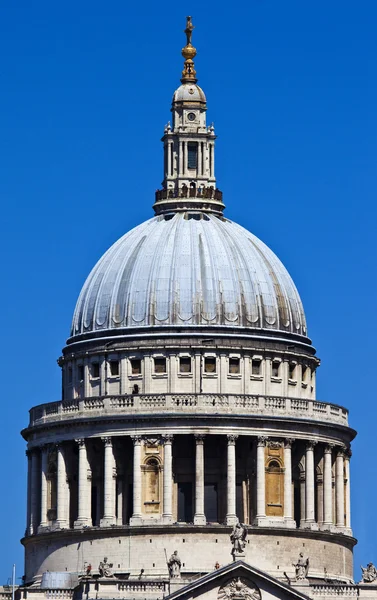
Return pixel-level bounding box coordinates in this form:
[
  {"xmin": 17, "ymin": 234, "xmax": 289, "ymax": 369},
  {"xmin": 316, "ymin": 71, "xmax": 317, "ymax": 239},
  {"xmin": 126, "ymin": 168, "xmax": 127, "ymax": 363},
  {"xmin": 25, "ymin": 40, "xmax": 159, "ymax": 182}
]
[
  {"xmin": 28, "ymin": 394, "xmax": 349, "ymax": 428},
  {"xmin": 311, "ymin": 585, "xmax": 359, "ymax": 597},
  {"xmin": 155, "ymin": 186, "xmax": 223, "ymax": 203}
]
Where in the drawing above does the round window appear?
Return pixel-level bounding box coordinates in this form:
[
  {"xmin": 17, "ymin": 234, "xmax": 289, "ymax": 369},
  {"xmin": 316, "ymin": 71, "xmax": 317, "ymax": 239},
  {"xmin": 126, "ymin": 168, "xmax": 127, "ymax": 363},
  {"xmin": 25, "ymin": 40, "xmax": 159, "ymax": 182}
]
[{"xmin": 187, "ymin": 112, "xmax": 196, "ymax": 121}]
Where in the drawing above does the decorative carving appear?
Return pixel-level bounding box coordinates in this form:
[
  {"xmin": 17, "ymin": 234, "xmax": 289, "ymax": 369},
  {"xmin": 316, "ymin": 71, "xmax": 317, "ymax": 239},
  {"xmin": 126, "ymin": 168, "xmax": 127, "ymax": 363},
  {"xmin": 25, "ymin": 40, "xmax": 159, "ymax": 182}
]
[
  {"xmin": 75, "ymin": 438, "xmax": 86, "ymax": 447},
  {"xmin": 284, "ymin": 438, "xmax": 295, "ymax": 449},
  {"xmin": 324, "ymin": 444, "xmax": 334, "ymax": 454},
  {"xmin": 101, "ymin": 437, "xmax": 112, "ymax": 447},
  {"xmin": 293, "ymin": 552, "xmax": 309, "ymax": 580},
  {"xmin": 161, "ymin": 435, "xmax": 174, "ymax": 444},
  {"xmin": 230, "ymin": 521, "xmax": 248, "ymax": 559},
  {"xmin": 257, "ymin": 436, "xmax": 268, "ymax": 447},
  {"xmin": 306, "ymin": 440, "xmax": 317, "ymax": 451},
  {"xmin": 167, "ymin": 550, "xmax": 181, "ymax": 579},
  {"xmin": 361, "ymin": 563, "xmax": 377, "ymax": 583},
  {"xmin": 98, "ymin": 557, "xmax": 114, "ymax": 578},
  {"xmin": 227, "ymin": 435, "xmax": 238, "ymax": 445},
  {"xmin": 268, "ymin": 440, "xmax": 282, "ymax": 450},
  {"xmin": 131, "ymin": 435, "xmax": 142, "ymax": 445},
  {"xmin": 194, "ymin": 434, "xmax": 205, "ymax": 444},
  {"xmin": 218, "ymin": 578, "xmax": 261, "ymax": 600}
]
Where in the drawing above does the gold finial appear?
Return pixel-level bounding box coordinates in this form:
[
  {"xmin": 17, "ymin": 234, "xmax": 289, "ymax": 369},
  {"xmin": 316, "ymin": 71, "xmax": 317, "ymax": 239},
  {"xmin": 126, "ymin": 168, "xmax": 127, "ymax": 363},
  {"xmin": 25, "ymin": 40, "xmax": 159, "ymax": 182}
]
[{"xmin": 181, "ymin": 16, "xmax": 197, "ymax": 83}]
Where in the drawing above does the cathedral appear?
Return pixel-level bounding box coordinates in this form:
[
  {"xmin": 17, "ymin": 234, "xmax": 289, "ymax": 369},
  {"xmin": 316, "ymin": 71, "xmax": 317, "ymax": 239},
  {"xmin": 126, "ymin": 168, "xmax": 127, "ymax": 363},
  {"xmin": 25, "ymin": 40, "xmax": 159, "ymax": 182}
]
[{"xmin": 20, "ymin": 17, "xmax": 377, "ymax": 600}]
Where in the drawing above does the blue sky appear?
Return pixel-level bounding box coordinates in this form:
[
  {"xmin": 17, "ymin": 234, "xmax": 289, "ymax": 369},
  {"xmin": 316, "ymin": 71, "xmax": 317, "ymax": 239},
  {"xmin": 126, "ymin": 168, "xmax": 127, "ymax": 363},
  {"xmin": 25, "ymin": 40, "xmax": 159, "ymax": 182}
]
[{"xmin": 0, "ymin": 0, "xmax": 376, "ymax": 585}]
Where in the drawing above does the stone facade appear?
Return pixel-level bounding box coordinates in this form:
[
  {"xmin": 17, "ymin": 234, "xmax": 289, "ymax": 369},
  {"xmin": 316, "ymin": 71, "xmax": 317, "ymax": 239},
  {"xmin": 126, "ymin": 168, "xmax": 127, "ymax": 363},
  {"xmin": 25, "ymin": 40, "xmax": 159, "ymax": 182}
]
[{"xmin": 18, "ymin": 16, "xmax": 376, "ymax": 600}]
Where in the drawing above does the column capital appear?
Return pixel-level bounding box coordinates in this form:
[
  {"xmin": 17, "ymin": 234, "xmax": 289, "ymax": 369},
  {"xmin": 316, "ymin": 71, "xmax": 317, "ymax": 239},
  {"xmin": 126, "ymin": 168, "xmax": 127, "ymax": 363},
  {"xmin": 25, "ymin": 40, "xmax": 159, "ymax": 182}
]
[
  {"xmin": 284, "ymin": 438, "xmax": 295, "ymax": 449},
  {"xmin": 40, "ymin": 443, "xmax": 52, "ymax": 452},
  {"xmin": 227, "ymin": 434, "xmax": 238, "ymax": 445},
  {"xmin": 101, "ymin": 436, "xmax": 112, "ymax": 447},
  {"xmin": 306, "ymin": 440, "xmax": 318, "ymax": 451},
  {"xmin": 194, "ymin": 434, "xmax": 205, "ymax": 444},
  {"xmin": 324, "ymin": 443, "xmax": 335, "ymax": 454},
  {"xmin": 131, "ymin": 435, "xmax": 142, "ymax": 445},
  {"xmin": 268, "ymin": 440, "xmax": 282, "ymax": 449},
  {"xmin": 345, "ymin": 447, "xmax": 352, "ymax": 459},
  {"xmin": 336, "ymin": 444, "xmax": 347, "ymax": 458},
  {"xmin": 257, "ymin": 436, "xmax": 268, "ymax": 447},
  {"xmin": 75, "ymin": 438, "xmax": 86, "ymax": 447},
  {"xmin": 161, "ymin": 434, "xmax": 174, "ymax": 444}
]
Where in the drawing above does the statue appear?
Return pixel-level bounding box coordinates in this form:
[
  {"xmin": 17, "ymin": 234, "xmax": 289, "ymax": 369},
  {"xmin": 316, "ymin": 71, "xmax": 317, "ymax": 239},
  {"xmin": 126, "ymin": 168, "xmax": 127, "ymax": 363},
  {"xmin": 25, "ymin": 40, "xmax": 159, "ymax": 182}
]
[
  {"xmin": 230, "ymin": 521, "xmax": 248, "ymax": 558},
  {"xmin": 184, "ymin": 16, "xmax": 195, "ymax": 45},
  {"xmin": 167, "ymin": 550, "xmax": 181, "ymax": 579},
  {"xmin": 98, "ymin": 557, "xmax": 114, "ymax": 578},
  {"xmin": 293, "ymin": 552, "xmax": 309, "ymax": 580},
  {"xmin": 361, "ymin": 563, "xmax": 377, "ymax": 583}
]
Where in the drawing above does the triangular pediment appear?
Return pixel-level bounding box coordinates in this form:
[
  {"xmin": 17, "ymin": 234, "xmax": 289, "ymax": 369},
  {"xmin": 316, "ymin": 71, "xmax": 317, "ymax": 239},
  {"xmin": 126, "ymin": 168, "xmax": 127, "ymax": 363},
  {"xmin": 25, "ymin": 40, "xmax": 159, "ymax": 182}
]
[{"xmin": 166, "ymin": 561, "xmax": 311, "ymax": 600}]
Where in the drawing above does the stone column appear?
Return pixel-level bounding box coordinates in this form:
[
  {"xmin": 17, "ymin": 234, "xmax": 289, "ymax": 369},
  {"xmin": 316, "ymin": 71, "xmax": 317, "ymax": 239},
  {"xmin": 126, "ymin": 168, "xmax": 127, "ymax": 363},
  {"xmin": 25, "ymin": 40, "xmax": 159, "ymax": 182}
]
[
  {"xmin": 162, "ymin": 435, "xmax": 173, "ymax": 523},
  {"xmin": 179, "ymin": 141, "xmax": 183, "ymax": 177},
  {"xmin": 167, "ymin": 141, "xmax": 171, "ymax": 178},
  {"xmin": 28, "ymin": 449, "xmax": 40, "ymax": 535},
  {"xmin": 284, "ymin": 439, "xmax": 295, "ymax": 526},
  {"xmin": 117, "ymin": 477, "xmax": 123, "ymax": 525},
  {"xmin": 345, "ymin": 449, "xmax": 352, "ymax": 533},
  {"xmin": 183, "ymin": 141, "xmax": 187, "ymax": 176},
  {"xmin": 100, "ymin": 437, "xmax": 116, "ymax": 526},
  {"xmin": 322, "ymin": 445, "xmax": 333, "ymax": 529},
  {"xmin": 26, "ymin": 451, "xmax": 31, "ymax": 535},
  {"xmin": 130, "ymin": 436, "xmax": 142, "ymax": 525},
  {"xmin": 56, "ymin": 443, "xmax": 68, "ymax": 528},
  {"xmin": 194, "ymin": 435, "xmax": 206, "ymax": 525},
  {"xmin": 299, "ymin": 472, "xmax": 306, "ymax": 527},
  {"xmin": 39, "ymin": 445, "xmax": 49, "ymax": 530},
  {"xmin": 198, "ymin": 142, "xmax": 202, "ymax": 177},
  {"xmin": 74, "ymin": 439, "xmax": 91, "ymax": 528},
  {"xmin": 335, "ymin": 447, "xmax": 345, "ymax": 529},
  {"xmin": 255, "ymin": 436, "xmax": 267, "ymax": 524},
  {"xmin": 304, "ymin": 441, "xmax": 318, "ymax": 529},
  {"xmin": 226, "ymin": 435, "xmax": 238, "ymax": 525}
]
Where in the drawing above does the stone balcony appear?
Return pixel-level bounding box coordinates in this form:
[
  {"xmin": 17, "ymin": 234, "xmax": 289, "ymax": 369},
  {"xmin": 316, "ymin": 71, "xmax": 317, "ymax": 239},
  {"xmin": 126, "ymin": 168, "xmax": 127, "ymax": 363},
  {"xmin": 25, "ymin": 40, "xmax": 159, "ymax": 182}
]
[{"xmin": 28, "ymin": 394, "xmax": 349, "ymax": 428}]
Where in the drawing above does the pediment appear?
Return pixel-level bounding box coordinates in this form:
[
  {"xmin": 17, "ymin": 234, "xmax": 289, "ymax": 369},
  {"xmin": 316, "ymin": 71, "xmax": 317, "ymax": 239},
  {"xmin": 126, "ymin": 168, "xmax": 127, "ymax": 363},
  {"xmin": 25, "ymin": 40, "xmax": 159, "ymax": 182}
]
[{"xmin": 166, "ymin": 561, "xmax": 311, "ymax": 600}]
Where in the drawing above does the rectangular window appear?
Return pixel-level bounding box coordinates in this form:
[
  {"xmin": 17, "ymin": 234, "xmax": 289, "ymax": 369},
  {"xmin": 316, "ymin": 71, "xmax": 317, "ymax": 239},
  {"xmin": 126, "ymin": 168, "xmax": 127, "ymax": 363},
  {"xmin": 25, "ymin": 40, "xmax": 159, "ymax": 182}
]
[
  {"xmin": 252, "ymin": 359, "xmax": 261, "ymax": 375},
  {"xmin": 204, "ymin": 357, "xmax": 216, "ymax": 373},
  {"xmin": 229, "ymin": 357, "xmax": 240, "ymax": 374},
  {"xmin": 78, "ymin": 365, "xmax": 84, "ymax": 381},
  {"xmin": 187, "ymin": 142, "xmax": 198, "ymax": 169},
  {"xmin": 130, "ymin": 358, "xmax": 141, "ymax": 375},
  {"xmin": 154, "ymin": 358, "xmax": 166, "ymax": 374},
  {"xmin": 289, "ymin": 363, "xmax": 296, "ymax": 379},
  {"xmin": 179, "ymin": 357, "xmax": 191, "ymax": 373},
  {"xmin": 109, "ymin": 360, "xmax": 119, "ymax": 377},
  {"xmin": 68, "ymin": 367, "xmax": 73, "ymax": 384},
  {"xmin": 272, "ymin": 361, "xmax": 280, "ymax": 378},
  {"xmin": 91, "ymin": 363, "xmax": 100, "ymax": 378}
]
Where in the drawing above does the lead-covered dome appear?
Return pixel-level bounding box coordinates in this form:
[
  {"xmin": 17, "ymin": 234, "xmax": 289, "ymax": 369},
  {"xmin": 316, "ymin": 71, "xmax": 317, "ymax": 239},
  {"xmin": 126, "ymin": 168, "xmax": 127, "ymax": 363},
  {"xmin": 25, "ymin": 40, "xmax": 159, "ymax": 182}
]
[{"xmin": 69, "ymin": 213, "xmax": 307, "ymax": 342}]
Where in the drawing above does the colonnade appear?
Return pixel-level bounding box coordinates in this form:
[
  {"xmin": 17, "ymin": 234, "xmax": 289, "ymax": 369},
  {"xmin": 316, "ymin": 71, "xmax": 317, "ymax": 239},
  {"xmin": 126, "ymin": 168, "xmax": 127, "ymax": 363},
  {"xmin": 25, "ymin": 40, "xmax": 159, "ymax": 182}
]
[{"xmin": 26, "ymin": 435, "xmax": 352, "ymax": 536}]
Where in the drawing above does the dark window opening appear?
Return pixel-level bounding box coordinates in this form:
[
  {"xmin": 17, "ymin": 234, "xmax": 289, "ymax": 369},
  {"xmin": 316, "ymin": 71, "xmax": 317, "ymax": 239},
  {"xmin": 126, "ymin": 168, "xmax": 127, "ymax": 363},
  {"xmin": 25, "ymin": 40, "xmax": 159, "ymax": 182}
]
[
  {"xmin": 132, "ymin": 384, "xmax": 139, "ymax": 394},
  {"xmin": 177, "ymin": 482, "xmax": 193, "ymax": 522},
  {"xmin": 289, "ymin": 363, "xmax": 296, "ymax": 379},
  {"xmin": 252, "ymin": 359, "xmax": 261, "ymax": 375},
  {"xmin": 302, "ymin": 366, "xmax": 307, "ymax": 381},
  {"xmin": 78, "ymin": 365, "xmax": 84, "ymax": 381},
  {"xmin": 187, "ymin": 142, "xmax": 198, "ymax": 169},
  {"xmin": 204, "ymin": 483, "xmax": 218, "ymax": 522},
  {"xmin": 272, "ymin": 361, "xmax": 280, "ymax": 378},
  {"xmin": 109, "ymin": 360, "xmax": 119, "ymax": 377},
  {"xmin": 154, "ymin": 358, "xmax": 166, "ymax": 373},
  {"xmin": 229, "ymin": 358, "xmax": 240, "ymax": 374},
  {"xmin": 91, "ymin": 363, "xmax": 100, "ymax": 378},
  {"xmin": 130, "ymin": 359, "xmax": 141, "ymax": 375},
  {"xmin": 180, "ymin": 357, "xmax": 191, "ymax": 373},
  {"xmin": 204, "ymin": 357, "xmax": 216, "ymax": 373}
]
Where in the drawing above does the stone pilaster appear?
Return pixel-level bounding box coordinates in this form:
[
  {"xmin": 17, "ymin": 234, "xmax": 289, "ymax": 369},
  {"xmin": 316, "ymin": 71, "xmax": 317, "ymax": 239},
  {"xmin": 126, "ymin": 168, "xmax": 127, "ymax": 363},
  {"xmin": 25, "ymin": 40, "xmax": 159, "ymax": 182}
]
[
  {"xmin": 254, "ymin": 436, "xmax": 267, "ymax": 525},
  {"xmin": 344, "ymin": 449, "xmax": 352, "ymax": 534},
  {"xmin": 39, "ymin": 445, "xmax": 49, "ymax": 531},
  {"xmin": 130, "ymin": 436, "xmax": 143, "ymax": 525},
  {"xmin": 284, "ymin": 439, "xmax": 295, "ymax": 527},
  {"xmin": 335, "ymin": 447, "xmax": 345, "ymax": 529},
  {"xmin": 56, "ymin": 443, "xmax": 68, "ymax": 529},
  {"xmin": 322, "ymin": 444, "xmax": 333, "ymax": 530},
  {"xmin": 303, "ymin": 441, "xmax": 318, "ymax": 530},
  {"xmin": 74, "ymin": 439, "xmax": 91, "ymax": 528},
  {"xmin": 162, "ymin": 435, "xmax": 173, "ymax": 523},
  {"xmin": 226, "ymin": 435, "xmax": 238, "ymax": 525},
  {"xmin": 100, "ymin": 437, "xmax": 116, "ymax": 527},
  {"xmin": 193, "ymin": 434, "xmax": 206, "ymax": 525},
  {"xmin": 25, "ymin": 450, "xmax": 31, "ymax": 536}
]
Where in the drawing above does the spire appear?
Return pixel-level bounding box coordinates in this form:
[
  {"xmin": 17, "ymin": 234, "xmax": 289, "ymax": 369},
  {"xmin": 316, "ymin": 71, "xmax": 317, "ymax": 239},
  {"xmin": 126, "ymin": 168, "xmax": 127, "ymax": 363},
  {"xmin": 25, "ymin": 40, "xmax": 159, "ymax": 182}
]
[{"xmin": 181, "ymin": 16, "xmax": 197, "ymax": 83}]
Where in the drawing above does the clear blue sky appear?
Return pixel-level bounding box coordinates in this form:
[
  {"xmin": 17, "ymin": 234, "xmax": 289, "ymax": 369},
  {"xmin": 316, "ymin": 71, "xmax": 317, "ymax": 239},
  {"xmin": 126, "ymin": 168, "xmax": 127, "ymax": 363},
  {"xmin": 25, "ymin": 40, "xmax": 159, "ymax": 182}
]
[{"xmin": 0, "ymin": 0, "xmax": 376, "ymax": 585}]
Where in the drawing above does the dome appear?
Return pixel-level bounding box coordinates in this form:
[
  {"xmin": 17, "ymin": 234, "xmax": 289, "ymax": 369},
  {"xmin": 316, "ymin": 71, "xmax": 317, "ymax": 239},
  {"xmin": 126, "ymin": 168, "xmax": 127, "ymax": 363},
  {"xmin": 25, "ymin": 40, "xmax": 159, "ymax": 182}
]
[
  {"xmin": 172, "ymin": 83, "xmax": 206, "ymax": 104},
  {"xmin": 70, "ymin": 212, "xmax": 308, "ymax": 342}
]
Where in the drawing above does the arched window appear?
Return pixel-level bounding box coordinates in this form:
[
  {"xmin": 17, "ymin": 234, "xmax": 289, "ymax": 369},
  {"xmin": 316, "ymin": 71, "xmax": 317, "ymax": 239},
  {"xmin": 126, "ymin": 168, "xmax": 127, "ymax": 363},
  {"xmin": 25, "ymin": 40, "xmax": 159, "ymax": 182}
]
[
  {"xmin": 142, "ymin": 457, "xmax": 161, "ymax": 516},
  {"xmin": 266, "ymin": 459, "xmax": 284, "ymax": 517}
]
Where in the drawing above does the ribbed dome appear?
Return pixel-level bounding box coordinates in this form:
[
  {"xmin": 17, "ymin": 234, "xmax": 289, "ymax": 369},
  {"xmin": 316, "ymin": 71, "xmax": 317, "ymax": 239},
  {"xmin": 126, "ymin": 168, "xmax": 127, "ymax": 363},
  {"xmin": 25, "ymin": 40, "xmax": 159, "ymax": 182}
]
[
  {"xmin": 172, "ymin": 83, "xmax": 206, "ymax": 104},
  {"xmin": 70, "ymin": 213, "xmax": 307, "ymax": 342}
]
